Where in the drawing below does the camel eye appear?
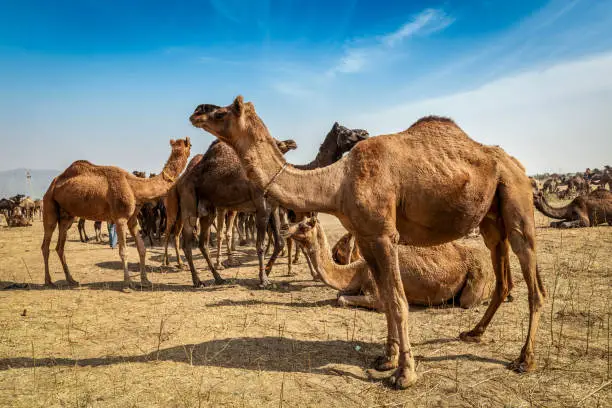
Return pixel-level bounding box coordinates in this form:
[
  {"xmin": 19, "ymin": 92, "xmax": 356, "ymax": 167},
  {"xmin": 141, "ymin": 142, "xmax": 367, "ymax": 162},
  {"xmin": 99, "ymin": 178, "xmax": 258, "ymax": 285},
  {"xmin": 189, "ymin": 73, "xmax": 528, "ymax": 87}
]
[{"xmin": 213, "ymin": 110, "xmax": 227, "ymax": 120}]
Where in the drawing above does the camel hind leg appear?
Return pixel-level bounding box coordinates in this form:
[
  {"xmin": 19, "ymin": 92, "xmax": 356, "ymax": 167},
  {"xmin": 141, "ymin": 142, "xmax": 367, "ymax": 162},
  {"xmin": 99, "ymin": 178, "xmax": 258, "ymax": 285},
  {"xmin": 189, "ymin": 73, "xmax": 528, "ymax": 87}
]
[
  {"xmin": 223, "ymin": 211, "xmax": 241, "ymax": 267},
  {"xmin": 128, "ymin": 215, "xmax": 150, "ymax": 287},
  {"xmin": 56, "ymin": 215, "xmax": 78, "ymax": 286},
  {"xmin": 41, "ymin": 199, "xmax": 59, "ymax": 287}
]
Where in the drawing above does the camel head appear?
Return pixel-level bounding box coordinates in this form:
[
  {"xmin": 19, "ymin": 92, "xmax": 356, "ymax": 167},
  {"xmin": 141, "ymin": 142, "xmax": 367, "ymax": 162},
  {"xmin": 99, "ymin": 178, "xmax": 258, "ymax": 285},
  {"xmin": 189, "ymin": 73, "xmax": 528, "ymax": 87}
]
[
  {"xmin": 170, "ymin": 137, "xmax": 192, "ymax": 157},
  {"xmin": 332, "ymin": 122, "xmax": 369, "ymax": 153},
  {"xmin": 275, "ymin": 139, "xmax": 298, "ymax": 154},
  {"xmin": 280, "ymin": 217, "xmax": 318, "ymax": 249},
  {"xmin": 190, "ymin": 96, "xmax": 271, "ymax": 151}
]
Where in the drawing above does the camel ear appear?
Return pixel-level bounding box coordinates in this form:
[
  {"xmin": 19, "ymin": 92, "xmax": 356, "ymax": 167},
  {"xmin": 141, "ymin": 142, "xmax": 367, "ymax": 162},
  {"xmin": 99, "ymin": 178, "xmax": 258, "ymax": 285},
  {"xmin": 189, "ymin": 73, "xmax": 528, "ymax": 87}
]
[
  {"xmin": 232, "ymin": 96, "xmax": 244, "ymax": 116},
  {"xmin": 185, "ymin": 137, "xmax": 191, "ymax": 146}
]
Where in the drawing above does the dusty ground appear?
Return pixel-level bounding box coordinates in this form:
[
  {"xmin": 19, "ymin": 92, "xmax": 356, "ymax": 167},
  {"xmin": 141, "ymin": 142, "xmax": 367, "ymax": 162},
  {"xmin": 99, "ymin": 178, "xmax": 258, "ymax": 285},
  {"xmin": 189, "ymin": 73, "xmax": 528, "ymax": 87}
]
[{"xmin": 0, "ymin": 210, "xmax": 610, "ymax": 407}]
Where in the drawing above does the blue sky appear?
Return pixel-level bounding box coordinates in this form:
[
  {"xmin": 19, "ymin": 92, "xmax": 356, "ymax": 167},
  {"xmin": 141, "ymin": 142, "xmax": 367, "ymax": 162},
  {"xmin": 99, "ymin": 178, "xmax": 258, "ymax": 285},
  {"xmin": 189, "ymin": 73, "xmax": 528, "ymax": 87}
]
[{"xmin": 1, "ymin": 0, "xmax": 611, "ymax": 175}]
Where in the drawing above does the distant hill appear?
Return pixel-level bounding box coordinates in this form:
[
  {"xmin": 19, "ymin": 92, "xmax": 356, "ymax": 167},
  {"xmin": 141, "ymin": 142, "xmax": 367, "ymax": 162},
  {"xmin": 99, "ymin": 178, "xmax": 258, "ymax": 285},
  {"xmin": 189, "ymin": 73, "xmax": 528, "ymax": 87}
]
[{"xmin": 0, "ymin": 168, "xmax": 59, "ymax": 199}]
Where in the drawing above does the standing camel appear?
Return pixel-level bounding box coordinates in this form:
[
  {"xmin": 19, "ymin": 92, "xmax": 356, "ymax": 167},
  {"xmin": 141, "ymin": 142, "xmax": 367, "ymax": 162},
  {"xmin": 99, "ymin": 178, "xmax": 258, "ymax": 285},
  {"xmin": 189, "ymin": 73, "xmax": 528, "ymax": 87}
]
[
  {"xmin": 189, "ymin": 96, "xmax": 545, "ymax": 389},
  {"xmin": 41, "ymin": 138, "xmax": 191, "ymax": 288},
  {"xmin": 167, "ymin": 138, "xmax": 296, "ymax": 287}
]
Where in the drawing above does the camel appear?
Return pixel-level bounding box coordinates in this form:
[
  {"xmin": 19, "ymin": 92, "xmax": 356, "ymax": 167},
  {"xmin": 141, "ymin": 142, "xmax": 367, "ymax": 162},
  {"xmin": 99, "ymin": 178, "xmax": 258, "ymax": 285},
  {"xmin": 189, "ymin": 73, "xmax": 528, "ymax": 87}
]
[
  {"xmin": 282, "ymin": 217, "xmax": 494, "ymax": 310},
  {"xmin": 41, "ymin": 138, "xmax": 191, "ymax": 288},
  {"xmin": 283, "ymin": 123, "xmax": 369, "ymax": 274},
  {"xmin": 20, "ymin": 197, "xmax": 36, "ymax": 221},
  {"xmin": 190, "ymin": 96, "xmax": 545, "ymax": 389},
  {"xmin": 161, "ymin": 138, "xmax": 296, "ymax": 286},
  {"xmin": 77, "ymin": 218, "xmax": 102, "ymax": 242},
  {"xmin": 565, "ymin": 175, "xmax": 590, "ymax": 197},
  {"xmin": 533, "ymin": 189, "xmax": 612, "ymax": 228},
  {"xmin": 542, "ymin": 177, "xmax": 559, "ymax": 195},
  {"xmin": 4, "ymin": 207, "xmax": 32, "ymax": 227},
  {"xmin": 332, "ymin": 232, "xmax": 361, "ymax": 265}
]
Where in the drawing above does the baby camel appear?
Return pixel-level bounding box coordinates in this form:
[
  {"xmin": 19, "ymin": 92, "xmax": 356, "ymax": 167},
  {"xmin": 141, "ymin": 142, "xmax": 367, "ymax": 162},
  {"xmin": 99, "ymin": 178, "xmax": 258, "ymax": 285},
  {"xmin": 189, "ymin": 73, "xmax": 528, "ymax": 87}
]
[
  {"xmin": 42, "ymin": 138, "xmax": 191, "ymax": 288},
  {"xmin": 283, "ymin": 218, "xmax": 494, "ymax": 310}
]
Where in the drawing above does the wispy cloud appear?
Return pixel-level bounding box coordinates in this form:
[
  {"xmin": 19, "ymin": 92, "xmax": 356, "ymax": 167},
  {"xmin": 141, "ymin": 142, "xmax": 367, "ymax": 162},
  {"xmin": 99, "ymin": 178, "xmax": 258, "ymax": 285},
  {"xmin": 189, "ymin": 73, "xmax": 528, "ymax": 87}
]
[
  {"xmin": 353, "ymin": 52, "xmax": 612, "ymax": 174},
  {"xmin": 327, "ymin": 8, "xmax": 453, "ymax": 77},
  {"xmin": 381, "ymin": 8, "xmax": 454, "ymax": 47}
]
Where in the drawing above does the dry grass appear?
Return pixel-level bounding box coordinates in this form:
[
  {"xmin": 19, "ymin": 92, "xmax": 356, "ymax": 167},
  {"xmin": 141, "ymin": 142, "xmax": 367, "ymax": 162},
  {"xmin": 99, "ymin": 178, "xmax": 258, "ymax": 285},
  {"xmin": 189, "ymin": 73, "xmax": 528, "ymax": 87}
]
[{"xmin": 0, "ymin": 211, "xmax": 610, "ymax": 407}]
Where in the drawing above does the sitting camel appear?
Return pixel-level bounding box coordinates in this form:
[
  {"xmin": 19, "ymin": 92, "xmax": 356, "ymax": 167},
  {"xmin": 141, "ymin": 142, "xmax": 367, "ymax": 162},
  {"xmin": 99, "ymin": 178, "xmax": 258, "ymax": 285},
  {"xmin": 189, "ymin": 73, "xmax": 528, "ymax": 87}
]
[
  {"xmin": 283, "ymin": 218, "xmax": 494, "ymax": 310},
  {"xmin": 533, "ymin": 189, "xmax": 612, "ymax": 228},
  {"xmin": 42, "ymin": 138, "xmax": 191, "ymax": 288},
  {"xmin": 4, "ymin": 207, "xmax": 32, "ymax": 227},
  {"xmin": 190, "ymin": 96, "xmax": 545, "ymax": 388}
]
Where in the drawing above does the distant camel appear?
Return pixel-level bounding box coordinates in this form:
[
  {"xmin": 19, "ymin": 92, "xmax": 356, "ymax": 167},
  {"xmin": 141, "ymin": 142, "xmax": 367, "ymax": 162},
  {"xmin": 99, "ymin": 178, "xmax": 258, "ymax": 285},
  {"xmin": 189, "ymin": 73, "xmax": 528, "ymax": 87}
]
[
  {"xmin": 42, "ymin": 138, "xmax": 191, "ymax": 288},
  {"xmin": 533, "ymin": 189, "xmax": 612, "ymax": 228},
  {"xmin": 77, "ymin": 218, "xmax": 102, "ymax": 242}
]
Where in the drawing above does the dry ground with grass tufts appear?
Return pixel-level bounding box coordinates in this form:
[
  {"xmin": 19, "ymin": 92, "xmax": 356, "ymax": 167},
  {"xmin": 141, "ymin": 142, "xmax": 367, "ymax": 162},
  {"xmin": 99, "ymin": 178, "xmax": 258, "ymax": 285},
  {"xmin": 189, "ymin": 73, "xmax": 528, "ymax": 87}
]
[{"xmin": 0, "ymin": 209, "xmax": 610, "ymax": 407}]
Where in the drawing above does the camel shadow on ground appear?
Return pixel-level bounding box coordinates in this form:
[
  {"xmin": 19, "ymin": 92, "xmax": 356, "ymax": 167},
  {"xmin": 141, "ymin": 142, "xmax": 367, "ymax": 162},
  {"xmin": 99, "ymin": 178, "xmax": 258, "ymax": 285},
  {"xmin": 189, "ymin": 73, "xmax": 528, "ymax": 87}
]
[{"xmin": 0, "ymin": 336, "xmax": 509, "ymax": 382}]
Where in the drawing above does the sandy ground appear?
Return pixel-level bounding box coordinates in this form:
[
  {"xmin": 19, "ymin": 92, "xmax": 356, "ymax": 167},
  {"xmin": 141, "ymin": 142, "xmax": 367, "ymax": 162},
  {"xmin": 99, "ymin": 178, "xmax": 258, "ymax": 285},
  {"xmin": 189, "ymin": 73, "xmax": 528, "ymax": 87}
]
[{"xmin": 0, "ymin": 211, "xmax": 610, "ymax": 407}]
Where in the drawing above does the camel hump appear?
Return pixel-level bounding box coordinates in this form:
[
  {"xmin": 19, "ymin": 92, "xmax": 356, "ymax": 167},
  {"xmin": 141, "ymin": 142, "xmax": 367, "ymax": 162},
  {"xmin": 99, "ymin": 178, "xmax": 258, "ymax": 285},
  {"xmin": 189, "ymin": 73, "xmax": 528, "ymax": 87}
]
[{"xmin": 408, "ymin": 116, "xmax": 457, "ymax": 129}]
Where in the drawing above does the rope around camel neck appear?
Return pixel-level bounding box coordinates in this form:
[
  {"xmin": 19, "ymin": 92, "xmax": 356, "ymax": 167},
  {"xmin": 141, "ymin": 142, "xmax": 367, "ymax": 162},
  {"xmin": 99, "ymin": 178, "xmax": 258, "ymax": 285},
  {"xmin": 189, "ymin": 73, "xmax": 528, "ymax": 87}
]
[
  {"xmin": 263, "ymin": 162, "xmax": 288, "ymax": 197},
  {"xmin": 161, "ymin": 170, "xmax": 175, "ymax": 183}
]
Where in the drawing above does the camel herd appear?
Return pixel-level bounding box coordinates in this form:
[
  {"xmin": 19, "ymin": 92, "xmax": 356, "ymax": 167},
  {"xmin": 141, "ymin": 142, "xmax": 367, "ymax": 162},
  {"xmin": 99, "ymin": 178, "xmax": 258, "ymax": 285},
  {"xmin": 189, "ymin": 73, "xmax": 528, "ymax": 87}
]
[
  {"xmin": 0, "ymin": 195, "xmax": 42, "ymax": 227},
  {"xmin": 1, "ymin": 96, "xmax": 608, "ymax": 390}
]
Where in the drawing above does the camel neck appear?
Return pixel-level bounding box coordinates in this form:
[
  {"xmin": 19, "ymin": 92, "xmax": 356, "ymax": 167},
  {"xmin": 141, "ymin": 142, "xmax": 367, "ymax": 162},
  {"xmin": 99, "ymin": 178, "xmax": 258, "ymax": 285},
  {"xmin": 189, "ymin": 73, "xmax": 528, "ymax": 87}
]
[
  {"xmin": 295, "ymin": 134, "xmax": 339, "ymax": 170},
  {"xmin": 534, "ymin": 195, "xmax": 569, "ymax": 220},
  {"xmin": 304, "ymin": 225, "xmax": 367, "ymax": 292},
  {"xmin": 240, "ymin": 137, "xmax": 345, "ymax": 213},
  {"xmin": 130, "ymin": 147, "xmax": 189, "ymax": 204}
]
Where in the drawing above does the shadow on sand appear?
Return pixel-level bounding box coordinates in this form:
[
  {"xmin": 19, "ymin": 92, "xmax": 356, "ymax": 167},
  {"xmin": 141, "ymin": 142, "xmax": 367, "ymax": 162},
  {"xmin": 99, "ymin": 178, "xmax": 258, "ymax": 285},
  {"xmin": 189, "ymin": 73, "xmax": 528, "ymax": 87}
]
[{"xmin": 0, "ymin": 336, "xmax": 509, "ymax": 381}]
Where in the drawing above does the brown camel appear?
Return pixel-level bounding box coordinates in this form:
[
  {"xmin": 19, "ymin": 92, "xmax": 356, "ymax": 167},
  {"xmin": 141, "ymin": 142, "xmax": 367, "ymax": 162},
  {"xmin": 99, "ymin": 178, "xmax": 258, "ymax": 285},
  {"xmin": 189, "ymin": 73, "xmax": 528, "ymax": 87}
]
[
  {"xmin": 77, "ymin": 218, "xmax": 102, "ymax": 242},
  {"xmin": 284, "ymin": 123, "xmax": 369, "ymax": 274},
  {"xmin": 4, "ymin": 207, "xmax": 32, "ymax": 227},
  {"xmin": 533, "ymin": 189, "xmax": 612, "ymax": 228},
  {"xmin": 282, "ymin": 217, "xmax": 494, "ymax": 310},
  {"xmin": 41, "ymin": 138, "xmax": 191, "ymax": 288},
  {"xmin": 332, "ymin": 232, "xmax": 361, "ymax": 265},
  {"xmin": 190, "ymin": 96, "xmax": 545, "ymax": 389},
  {"xmin": 160, "ymin": 138, "xmax": 296, "ymax": 287}
]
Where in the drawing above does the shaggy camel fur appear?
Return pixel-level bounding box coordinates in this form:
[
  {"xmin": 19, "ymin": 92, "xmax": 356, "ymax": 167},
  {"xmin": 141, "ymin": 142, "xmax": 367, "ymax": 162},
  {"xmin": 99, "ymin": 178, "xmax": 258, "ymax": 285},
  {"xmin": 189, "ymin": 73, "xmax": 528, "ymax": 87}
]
[
  {"xmin": 282, "ymin": 217, "xmax": 494, "ymax": 310},
  {"xmin": 161, "ymin": 139, "xmax": 295, "ymax": 286},
  {"xmin": 190, "ymin": 96, "xmax": 545, "ymax": 389},
  {"xmin": 533, "ymin": 189, "xmax": 612, "ymax": 228},
  {"xmin": 42, "ymin": 138, "xmax": 191, "ymax": 288}
]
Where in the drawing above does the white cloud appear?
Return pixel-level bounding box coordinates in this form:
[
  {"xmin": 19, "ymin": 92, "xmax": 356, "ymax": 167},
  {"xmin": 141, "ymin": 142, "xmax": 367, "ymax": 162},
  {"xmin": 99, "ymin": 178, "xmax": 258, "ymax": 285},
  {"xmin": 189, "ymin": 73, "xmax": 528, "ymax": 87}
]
[
  {"xmin": 382, "ymin": 8, "xmax": 454, "ymax": 47},
  {"xmin": 327, "ymin": 8, "xmax": 453, "ymax": 77},
  {"xmin": 353, "ymin": 52, "xmax": 612, "ymax": 174}
]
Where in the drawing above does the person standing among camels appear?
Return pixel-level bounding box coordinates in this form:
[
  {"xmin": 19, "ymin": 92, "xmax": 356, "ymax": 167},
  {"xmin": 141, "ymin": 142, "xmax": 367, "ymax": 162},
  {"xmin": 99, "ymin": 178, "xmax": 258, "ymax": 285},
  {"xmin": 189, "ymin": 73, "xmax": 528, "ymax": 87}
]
[
  {"xmin": 41, "ymin": 138, "xmax": 191, "ymax": 288},
  {"xmin": 189, "ymin": 96, "xmax": 545, "ymax": 389}
]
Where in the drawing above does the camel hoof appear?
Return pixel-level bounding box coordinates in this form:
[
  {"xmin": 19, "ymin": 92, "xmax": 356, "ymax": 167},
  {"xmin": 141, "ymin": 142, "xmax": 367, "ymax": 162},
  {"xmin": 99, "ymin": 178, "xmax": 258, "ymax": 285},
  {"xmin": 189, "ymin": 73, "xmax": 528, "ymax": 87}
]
[
  {"xmin": 508, "ymin": 357, "xmax": 536, "ymax": 373},
  {"xmin": 192, "ymin": 280, "xmax": 205, "ymax": 288},
  {"xmin": 259, "ymin": 280, "xmax": 272, "ymax": 289},
  {"xmin": 374, "ymin": 355, "xmax": 398, "ymax": 371},
  {"xmin": 222, "ymin": 258, "xmax": 241, "ymax": 268},
  {"xmin": 389, "ymin": 368, "xmax": 418, "ymax": 389},
  {"xmin": 459, "ymin": 331, "xmax": 482, "ymax": 343}
]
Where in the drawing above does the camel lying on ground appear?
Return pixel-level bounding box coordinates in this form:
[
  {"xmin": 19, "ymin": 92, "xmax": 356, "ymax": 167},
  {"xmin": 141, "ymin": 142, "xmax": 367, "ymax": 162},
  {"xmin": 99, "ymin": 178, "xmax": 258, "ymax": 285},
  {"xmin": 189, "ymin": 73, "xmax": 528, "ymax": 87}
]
[
  {"xmin": 190, "ymin": 96, "xmax": 544, "ymax": 388},
  {"xmin": 42, "ymin": 138, "xmax": 191, "ymax": 288},
  {"xmin": 283, "ymin": 217, "xmax": 494, "ymax": 310},
  {"xmin": 533, "ymin": 189, "xmax": 612, "ymax": 228}
]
